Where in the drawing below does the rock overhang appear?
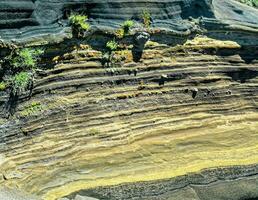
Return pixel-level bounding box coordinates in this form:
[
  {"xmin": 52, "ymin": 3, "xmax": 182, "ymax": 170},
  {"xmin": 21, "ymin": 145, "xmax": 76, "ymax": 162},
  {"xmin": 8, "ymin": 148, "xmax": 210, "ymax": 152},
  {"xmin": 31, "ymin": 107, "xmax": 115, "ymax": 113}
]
[{"xmin": 0, "ymin": 0, "xmax": 257, "ymax": 45}]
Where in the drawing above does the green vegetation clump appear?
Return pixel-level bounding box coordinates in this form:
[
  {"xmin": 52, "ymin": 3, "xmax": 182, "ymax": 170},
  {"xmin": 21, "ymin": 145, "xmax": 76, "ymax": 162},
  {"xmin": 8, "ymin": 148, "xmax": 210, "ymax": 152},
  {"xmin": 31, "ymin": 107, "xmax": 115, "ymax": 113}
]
[
  {"xmin": 89, "ymin": 129, "xmax": 100, "ymax": 136},
  {"xmin": 20, "ymin": 101, "xmax": 43, "ymax": 117},
  {"xmin": 141, "ymin": 10, "xmax": 151, "ymax": 28},
  {"xmin": 122, "ymin": 20, "xmax": 134, "ymax": 35},
  {"xmin": 115, "ymin": 20, "xmax": 134, "ymax": 38},
  {"xmin": 1, "ymin": 47, "xmax": 44, "ymax": 95},
  {"xmin": 0, "ymin": 82, "xmax": 6, "ymax": 91},
  {"xmin": 69, "ymin": 14, "xmax": 90, "ymax": 37},
  {"xmin": 10, "ymin": 48, "xmax": 44, "ymax": 70},
  {"xmin": 115, "ymin": 28, "xmax": 125, "ymax": 39},
  {"xmin": 11, "ymin": 72, "xmax": 31, "ymax": 95},
  {"xmin": 238, "ymin": 0, "xmax": 258, "ymax": 7},
  {"xmin": 106, "ymin": 40, "xmax": 118, "ymax": 52}
]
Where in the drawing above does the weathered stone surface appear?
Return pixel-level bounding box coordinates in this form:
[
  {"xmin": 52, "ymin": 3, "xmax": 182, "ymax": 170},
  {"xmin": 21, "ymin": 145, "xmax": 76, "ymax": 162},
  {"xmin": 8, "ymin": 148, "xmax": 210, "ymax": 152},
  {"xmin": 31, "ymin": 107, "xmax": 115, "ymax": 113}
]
[
  {"xmin": 0, "ymin": 35, "xmax": 258, "ymax": 199},
  {"xmin": 0, "ymin": 187, "xmax": 40, "ymax": 200},
  {"xmin": 0, "ymin": 1, "xmax": 258, "ymax": 200},
  {"xmin": 67, "ymin": 165, "xmax": 258, "ymax": 200},
  {"xmin": 0, "ymin": 0, "xmax": 257, "ymax": 45}
]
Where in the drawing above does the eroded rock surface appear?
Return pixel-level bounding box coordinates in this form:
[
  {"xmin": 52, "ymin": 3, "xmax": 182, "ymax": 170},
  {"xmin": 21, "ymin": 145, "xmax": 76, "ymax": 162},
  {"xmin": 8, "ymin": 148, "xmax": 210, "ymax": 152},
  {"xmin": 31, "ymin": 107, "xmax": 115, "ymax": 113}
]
[
  {"xmin": 0, "ymin": 0, "xmax": 258, "ymax": 44},
  {"xmin": 0, "ymin": 35, "xmax": 257, "ymax": 199},
  {"xmin": 0, "ymin": 1, "xmax": 258, "ymax": 200},
  {"xmin": 66, "ymin": 165, "xmax": 258, "ymax": 200}
]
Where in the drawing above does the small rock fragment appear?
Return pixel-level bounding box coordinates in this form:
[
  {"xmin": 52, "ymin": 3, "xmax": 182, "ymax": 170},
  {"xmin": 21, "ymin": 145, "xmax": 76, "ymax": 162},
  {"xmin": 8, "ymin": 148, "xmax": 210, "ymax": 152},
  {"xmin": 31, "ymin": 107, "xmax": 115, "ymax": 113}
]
[
  {"xmin": 159, "ymin": 74, "xmax": 168, "ymax": 86},
  {"xmin": 133, "ymin": 69, "xmax": 138, "ymax": 76},
  {"xmin": 74, "ymin": 194, "xmax": 99, "ymax": 200},
  {"xmin": 191, "ymin": 88, "xmax": 198, "ymax": 98}
]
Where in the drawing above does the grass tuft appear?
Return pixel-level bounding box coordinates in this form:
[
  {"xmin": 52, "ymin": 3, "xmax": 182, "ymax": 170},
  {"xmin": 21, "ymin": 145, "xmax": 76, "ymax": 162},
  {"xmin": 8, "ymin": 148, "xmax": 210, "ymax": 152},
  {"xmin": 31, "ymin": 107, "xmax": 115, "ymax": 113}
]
[
  {"xmin": 106, "ymin": 40, "xmax": 118, "ymax": 52},
  {"xmin": 10, "ymin": 48, "xmax": 44, "ymax": 70},
  {"xmin": 0, "ymin": 82, "xmax": 6, "ymax": 91},
  {"xmin": 69, "ymin": 14, "xmax": 90, "ymax": 37},
  {"xmin": 11, "ymin": 72, "xmax": 31, "ymax": 94}
]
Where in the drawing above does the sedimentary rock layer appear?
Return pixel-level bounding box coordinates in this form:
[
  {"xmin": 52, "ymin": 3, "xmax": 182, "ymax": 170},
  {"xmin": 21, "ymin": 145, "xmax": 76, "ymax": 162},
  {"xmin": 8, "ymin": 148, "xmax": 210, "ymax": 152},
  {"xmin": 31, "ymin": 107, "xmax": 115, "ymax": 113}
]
[
  {"xmin": 0, "ymin": 1, "xmax": 258, "ymax": 200},
  {"xmin": 0, "ymin": 36, "xmax": 257, "ymax": 199},
  {"xmin": 67, "ymin": 165, "xmax": 258, "ymax": 200},
  {"xmin": 0, "ymin": 0, "xmax": 258, "ymax": 44}
]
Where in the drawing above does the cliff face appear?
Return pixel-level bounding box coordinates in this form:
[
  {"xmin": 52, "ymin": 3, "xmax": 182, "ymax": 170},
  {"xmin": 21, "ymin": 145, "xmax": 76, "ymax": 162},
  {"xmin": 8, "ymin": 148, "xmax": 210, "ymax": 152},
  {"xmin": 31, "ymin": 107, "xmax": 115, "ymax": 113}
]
[
  {"xmin": 0, "ymin": 0, "xmax": 258, "ymax": 44},
  {"xmin": 0, "ymin": 1, "xmax": 258, "ymax": 200}
]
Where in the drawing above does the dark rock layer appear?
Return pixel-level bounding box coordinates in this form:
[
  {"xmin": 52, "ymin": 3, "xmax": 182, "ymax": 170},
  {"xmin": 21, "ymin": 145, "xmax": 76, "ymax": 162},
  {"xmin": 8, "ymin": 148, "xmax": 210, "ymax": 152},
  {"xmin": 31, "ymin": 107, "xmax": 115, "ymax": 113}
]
[
  {"xmin": 0, "ymin": 0, "xmax": 258, "ymax": 44},
  {"xmin": 66, "ymin": 164, "xmax": 258, "ymax": 200}
]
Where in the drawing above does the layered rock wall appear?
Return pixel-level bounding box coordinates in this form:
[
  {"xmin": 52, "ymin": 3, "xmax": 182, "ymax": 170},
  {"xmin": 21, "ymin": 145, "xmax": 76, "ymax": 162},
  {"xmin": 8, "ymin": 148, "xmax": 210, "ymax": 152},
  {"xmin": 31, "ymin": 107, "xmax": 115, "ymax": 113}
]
[
  {"xmin": 0, "ymin": 1, "xmax": 257, "ymax": 200},
  {"xmin": 0, "ymin": 0, "xmax": 258, "ymax": 44}
]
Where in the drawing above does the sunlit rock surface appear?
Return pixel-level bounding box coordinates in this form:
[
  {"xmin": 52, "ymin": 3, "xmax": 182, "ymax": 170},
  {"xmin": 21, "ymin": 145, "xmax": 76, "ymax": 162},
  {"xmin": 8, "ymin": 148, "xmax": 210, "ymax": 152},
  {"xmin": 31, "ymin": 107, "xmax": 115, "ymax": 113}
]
[
  {"xmin": 0, "ymin": 0, "xmax": 258, "ymax": 200},
  {"xmin": 0, "ymin": 0, "xmax": 257, "ymax": 44}
]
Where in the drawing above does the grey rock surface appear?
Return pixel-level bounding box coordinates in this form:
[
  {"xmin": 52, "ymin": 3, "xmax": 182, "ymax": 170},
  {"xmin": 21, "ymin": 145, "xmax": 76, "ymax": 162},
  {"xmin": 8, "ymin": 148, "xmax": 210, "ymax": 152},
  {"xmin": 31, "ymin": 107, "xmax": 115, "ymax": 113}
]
[
  {"xmin": 67, "ymin": 165, "xmax": 258, "ymax": 200},
  {"xmin": 74, "ymin": 195, "xmax": 99, "ymax": 200},
  {"xmin": 0, "ymin": 0, "xmax": 257, "ymax": 44},
  {"xmin": 0, "ymin": 187, "xmax": 40, "ymax": 200}
]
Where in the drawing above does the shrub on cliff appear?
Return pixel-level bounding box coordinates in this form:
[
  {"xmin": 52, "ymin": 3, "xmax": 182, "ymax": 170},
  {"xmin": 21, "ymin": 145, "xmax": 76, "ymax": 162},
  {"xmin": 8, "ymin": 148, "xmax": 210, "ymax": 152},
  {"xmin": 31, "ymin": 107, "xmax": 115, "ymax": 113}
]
[
  {"xmin": 69, "ymin": 14, "xmax": 90, "ymax": 37},
  {"xmin": 0, "ymin": 82, "xmax": 6, "ymax": 91},
  {"xmin": 115, "ymin": 20, "xmax": 134, "ymax": 38},
  {"xmin": 141, "ymin": 10, "xmax": 151, "ymax": 28},
  {"xmin": 2, "ymin": 47, "xmax": 44, "ymax": 95},
  {"xmin": 103, "ymin": 40, "xmax": 121, "ymax": 67},
  {"xmin": 122, "ymin": 20, "xmax": 134, "ymax": 34},
  {"xmin": 106, "ymin": 40, "xmax": 118, "ymax": 52},
  {"xmin": 9, "ymin": 48, "xmax": 44, "ymax": 70},
  {"xmin": 11, "ymin": 72, "xmax": 31, "ymax": 94},
  {"xmin": 238, "ymin": 0, "xmax": 258, "ymax": 7}
]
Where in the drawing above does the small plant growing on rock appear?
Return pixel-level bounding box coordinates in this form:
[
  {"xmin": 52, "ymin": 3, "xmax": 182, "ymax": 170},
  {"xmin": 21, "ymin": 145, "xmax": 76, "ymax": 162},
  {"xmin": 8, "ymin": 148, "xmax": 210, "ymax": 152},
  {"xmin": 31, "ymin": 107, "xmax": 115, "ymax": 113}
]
[
  {"xmin": 122, "ymin": 20, "xmax": 134, "ymax": 35},
  {"xmin": 11, "ymin": 71, "xmax": 31, "ymax": 95},
  {"xmin": 106, "ymin": 40, "xmax": 118, "ymax": 52},
  {"xmin": 103, "ymin": 40, "xmax": 118, "ymax": 67},
  {"xmin": 9, "ymin": 48, "xmax": 44, "ymax": 70},
  {"xmin": 141, "ymin": 10, "xmax": 151, "ymax": 28},
  {"xmin": 0, "ymin": 47, "xmax": 44, "ymax": 115},
  {"xmin": 20, "ymin": 101, "xmax": 43, "ymax": 117},
  {"xmin": 115, "ymin": 28, "xmax": 125, "ymax": 39},
  {"xmin": 4, "ymin": 48, "xmax": 44, "ymax": 95},
  {"xmin": 89, "ymin": 129, "xmax": 100, "ymax": 136},
  {"xmin": 69, "ymin": 14, "xmax": 90, "ymax": 37},
  {"xmin": 0, "ymin": 82, "xmax": 6, "ymax": 91},
  {"xmin": 115, "ymin": 20, "xmax": 134, "ymax": 39},
  {"xmin": 238, "ymin": 0, "xmax": 258, "ymax": 7}
]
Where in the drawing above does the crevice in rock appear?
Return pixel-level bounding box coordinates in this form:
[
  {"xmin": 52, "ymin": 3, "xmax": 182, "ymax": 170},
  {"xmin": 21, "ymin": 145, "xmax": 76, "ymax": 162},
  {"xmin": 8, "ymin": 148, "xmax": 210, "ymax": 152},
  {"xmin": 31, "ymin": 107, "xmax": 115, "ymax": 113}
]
[{"xmin": 226, "ymin": 69, "xmax": 258, "ymax": 83}]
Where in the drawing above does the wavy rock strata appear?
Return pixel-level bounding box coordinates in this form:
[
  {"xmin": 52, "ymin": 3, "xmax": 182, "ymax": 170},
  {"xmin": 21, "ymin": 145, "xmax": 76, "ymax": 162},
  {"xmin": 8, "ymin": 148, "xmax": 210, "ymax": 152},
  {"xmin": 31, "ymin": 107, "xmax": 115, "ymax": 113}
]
[
  {"xmin": 0, "ymin": 0, "xmax": 258, "ymax": 200},
  {"xmin": 0, "ymin": 0, "xmax": 258, "ymax": 44}
]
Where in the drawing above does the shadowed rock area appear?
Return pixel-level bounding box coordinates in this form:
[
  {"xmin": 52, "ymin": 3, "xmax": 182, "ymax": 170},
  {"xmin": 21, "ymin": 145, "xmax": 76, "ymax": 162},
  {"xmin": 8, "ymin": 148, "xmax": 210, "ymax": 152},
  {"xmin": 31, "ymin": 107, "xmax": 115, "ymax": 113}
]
[{"xmin": 0, "ymin": 1, "xmax": 258, "ymax": 200}]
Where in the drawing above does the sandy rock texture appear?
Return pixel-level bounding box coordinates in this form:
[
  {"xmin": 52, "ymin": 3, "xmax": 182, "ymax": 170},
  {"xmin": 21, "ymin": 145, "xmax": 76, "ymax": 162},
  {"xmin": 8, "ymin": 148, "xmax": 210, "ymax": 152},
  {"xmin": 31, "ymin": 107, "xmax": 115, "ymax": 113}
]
[{"xmin": 0, "ymin": 0, "xmax": 257, "ymax": 200}]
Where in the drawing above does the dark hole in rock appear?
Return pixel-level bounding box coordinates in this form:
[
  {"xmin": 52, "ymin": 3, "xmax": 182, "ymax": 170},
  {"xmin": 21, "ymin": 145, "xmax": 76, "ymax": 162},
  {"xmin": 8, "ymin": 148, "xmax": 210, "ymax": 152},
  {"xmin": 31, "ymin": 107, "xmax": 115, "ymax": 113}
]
[
  {"xmin": 200, "ymin": 78, "xmax": 221, "ymax": 84},
  {"xmin": 226, "ymin": 69, "xmax": 258, "ymax": 83},
  {"xmin": 115, "ymin": 79, "xmax": 126, "ymax": 85},
  {"xmin": 239, "ymin": 46, "xmax": 258, "ymax": 64},
  {"xmin": 233, "ymin": 8, "xmax": 244, "ymax": 15},
  {"xmin": 191, "ymin": 88, "xmax": 198, "ymax": 99}
]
